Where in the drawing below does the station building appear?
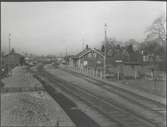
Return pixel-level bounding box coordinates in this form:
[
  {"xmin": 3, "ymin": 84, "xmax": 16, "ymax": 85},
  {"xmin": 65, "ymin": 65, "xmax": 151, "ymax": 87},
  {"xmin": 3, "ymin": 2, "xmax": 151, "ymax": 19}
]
[{"xmin": 72, "ymin": 45, "xmax": 104, "ymax": 71}]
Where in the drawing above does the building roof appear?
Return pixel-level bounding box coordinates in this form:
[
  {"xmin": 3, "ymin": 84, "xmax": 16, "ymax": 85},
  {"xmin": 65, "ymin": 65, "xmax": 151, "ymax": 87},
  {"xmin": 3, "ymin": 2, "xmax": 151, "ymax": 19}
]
[
  {"xmin": 74, "ymin": 48, "xmax": 92, "ymax": 59},
  {"xmin": 74, "ymin": 47, "xmax": 104, "ymax": 59},
  {"xmin": 5, "ymin": 49, "xmax": 24, "ymax": 58},
  {"xmin": 93, "ymin": 48, "xmax": 104, "ymax": 57}
]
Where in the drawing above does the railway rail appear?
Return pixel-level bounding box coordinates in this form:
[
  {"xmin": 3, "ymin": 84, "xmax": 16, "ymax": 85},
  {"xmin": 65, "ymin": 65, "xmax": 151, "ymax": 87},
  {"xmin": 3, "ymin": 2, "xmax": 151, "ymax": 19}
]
[
  {"xmin": 63, "ymin": 68, "xmax": 166, "ymax": 113},
  {"xmin": 34, "ymin": 73, "xmax": 101, "ymax": 127},
  {"xmin": 35, "ymin": 66, "xmax": 165, "ymax": 127}
]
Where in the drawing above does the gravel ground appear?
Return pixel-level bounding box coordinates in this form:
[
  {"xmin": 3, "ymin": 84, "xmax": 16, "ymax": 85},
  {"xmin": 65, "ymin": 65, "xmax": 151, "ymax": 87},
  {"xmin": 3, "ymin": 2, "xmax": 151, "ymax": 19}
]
[
  {"xmin": 116, "ymin": 79, "xmax": 166, "ymax": 97},
  {"xmin": 2, "ymin": 66, "xmax": 42, "ymax": 88},
  {"xmin": 1, "ymin": 92, "xmax": 75, "ymax": 126},
  {"xmin": 1, "ymin": 66, "xmax": 75, "ymax": 127}
]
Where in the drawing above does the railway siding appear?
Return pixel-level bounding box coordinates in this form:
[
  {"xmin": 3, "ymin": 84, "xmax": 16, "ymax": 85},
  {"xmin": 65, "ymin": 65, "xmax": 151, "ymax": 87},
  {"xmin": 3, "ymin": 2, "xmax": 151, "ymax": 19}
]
[
  {"xmin": 34, "ymin": 74, "xmax": 102, "ymax": 127},
  {"xmin": 64, "ymin": 69, "xmax": 166, "ymax": 114},
  {"xmin": 62, "ymin": 66, "xmax": 166, "ymax": 106},
  {"xmin": 41, "ymin": 64, "xmax": 166, "ymax": 127}
]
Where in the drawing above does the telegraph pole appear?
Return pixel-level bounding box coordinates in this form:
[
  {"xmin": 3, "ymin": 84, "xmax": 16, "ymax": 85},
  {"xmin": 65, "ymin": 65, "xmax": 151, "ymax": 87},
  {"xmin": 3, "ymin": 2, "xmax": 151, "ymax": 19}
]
[
  {"xmin": 0, "ymin": 33, "xmax": 1, "ymax": 73},
  {"xmin": 9, "ymin": 33, "xmax": 11, "ymax": 53},
  {"xmin": 7, "ymin": 33, "xmax": 11, "ymax": 74},
  {"xmin": 104, "ymin": 24, "xmax": 108, "ymax": 79}
]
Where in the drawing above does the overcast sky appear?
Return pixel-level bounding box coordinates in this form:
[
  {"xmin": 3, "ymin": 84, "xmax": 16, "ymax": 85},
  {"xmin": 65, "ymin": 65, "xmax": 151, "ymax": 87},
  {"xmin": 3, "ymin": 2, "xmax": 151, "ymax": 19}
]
[{"xmin": 1, "ymin": 2, "xmax": 166, "ymax": 56}]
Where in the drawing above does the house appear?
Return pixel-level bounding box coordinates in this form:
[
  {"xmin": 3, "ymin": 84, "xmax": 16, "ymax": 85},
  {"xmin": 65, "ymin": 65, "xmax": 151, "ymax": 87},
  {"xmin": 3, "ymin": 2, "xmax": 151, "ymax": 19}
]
[
  {"xmin": 4, "ymin": 48, "xmax": 25, "ymax": 70},
  {"xmin": 104, "ymin": 44, "xmax": 144, "ymax": 79},
  {"xmin": 72, "ymin": 45, "xmax": 104, "ymax": 71},
  {"xmin": 72, "ymin": 44, "xmax": 147, "ymax": 79}
]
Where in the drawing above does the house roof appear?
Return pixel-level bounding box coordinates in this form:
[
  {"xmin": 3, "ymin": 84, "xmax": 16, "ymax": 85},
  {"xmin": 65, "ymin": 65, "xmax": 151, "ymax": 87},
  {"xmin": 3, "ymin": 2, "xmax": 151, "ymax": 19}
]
[
  {"xmin": 5, "ymin": 49, "xmax": 24, "ymax": 58},
  {"xmin": 74, "ymin": 48, "xmax": 92, "ymax": 58},
  {"xmin": 74, "ymin": 48, "xmax": 104, "ymax": 59},
  {"xmin": 93, "ymin": 48, "xmax": 104, "ymax": 57}
]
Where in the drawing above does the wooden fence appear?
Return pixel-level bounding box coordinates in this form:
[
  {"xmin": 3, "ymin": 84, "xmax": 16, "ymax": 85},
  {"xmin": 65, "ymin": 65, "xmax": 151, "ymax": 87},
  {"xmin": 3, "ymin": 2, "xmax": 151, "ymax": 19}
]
[
  {"xmin": 70, "ymin": 66, "xmax": 104, "ymax": 80},
  {"xmin": 66, "ymin": 65, "xmax": 166, "ymax": 81}
]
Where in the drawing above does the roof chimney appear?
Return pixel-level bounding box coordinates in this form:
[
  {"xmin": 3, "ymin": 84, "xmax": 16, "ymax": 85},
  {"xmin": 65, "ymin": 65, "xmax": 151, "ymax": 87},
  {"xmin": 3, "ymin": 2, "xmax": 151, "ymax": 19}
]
[
  {"xmin": 11, "ymin": 48, "xmax": 15, "ymax": 53},
  {"xmin": 86, "ymin": 44, "xmax": 88, "ymax": 50}
]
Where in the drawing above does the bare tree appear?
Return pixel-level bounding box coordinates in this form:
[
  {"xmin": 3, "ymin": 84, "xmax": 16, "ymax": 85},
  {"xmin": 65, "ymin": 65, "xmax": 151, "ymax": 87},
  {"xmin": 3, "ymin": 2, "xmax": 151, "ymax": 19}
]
[
  {"xmin": 145, "ymin": 15, "xmax": 166, "ymax": 48},
  {"xmin": 145, "ymin": 15, "xmax": 166, "ymax": 92}
]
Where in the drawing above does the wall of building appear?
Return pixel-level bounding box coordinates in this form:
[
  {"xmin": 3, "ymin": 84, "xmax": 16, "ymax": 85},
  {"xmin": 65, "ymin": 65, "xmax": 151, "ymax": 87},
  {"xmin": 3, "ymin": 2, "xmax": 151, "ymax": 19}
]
[
  {"xmin": 76, "ymin": 51, "xmax": 104, "ymax": 70},
  {"xmin": 4, "ymin": 54, "xmax": 23, "ymax": 70}
]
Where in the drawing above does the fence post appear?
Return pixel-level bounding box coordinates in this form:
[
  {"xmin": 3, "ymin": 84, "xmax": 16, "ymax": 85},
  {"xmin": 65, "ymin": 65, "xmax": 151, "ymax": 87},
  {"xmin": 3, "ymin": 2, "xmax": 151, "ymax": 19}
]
[
  {"xmin": 100, "ymin": 71, "xmax": 103, "ymax": 79},
  {"xmin": 89, "ymin": 69, "xmax": 91, "ymax": 77},
  {"xmin": 56, "ymin": 120, "xmax": 59, "ymax": 127},
  {"xmin": 117, "ymin": 72, "xmax": 120, "ymax": 80},
  {"xmin": 92, "ymin": 69, "xmax": 93, "ymax": 78},
  {"xmin": 98, "ymin": 71, "xmax": 100, "ymax": 79},
  {"xmin": 88, "ymin": 69, "xmax": 90, "ymax": 77},
  {"xmin": 151, "ymin": 71, "xmax": 153, "ymax": 80},
  {"xmin": 90, "ymin": 69, "xmax": 92, "ymax": 77},
  {"xmin": 92, "ymin": 69, "xmax": 94, "ymax": 78},
  {"xmin": 93, "ymin": 69, "xmax": 95, "ymax": 78},
  {"xmin": 164, "ymin": 73, "xmax": 166, "ymax": 80},
  {"xmin": 144, "ymin": 72, "xmax": 147, "ymax": 80},
  {"xmin": 134, "ymin": 71, "xmax": 137, "ymax": 80}
]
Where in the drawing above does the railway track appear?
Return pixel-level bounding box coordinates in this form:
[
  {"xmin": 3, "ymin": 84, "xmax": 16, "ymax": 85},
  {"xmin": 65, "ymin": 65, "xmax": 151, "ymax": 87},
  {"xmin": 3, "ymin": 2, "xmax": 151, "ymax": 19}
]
[
  {"xmin": 1, "ymin": 87, "xmax": 44, "ymax": 93},
  {"xmin": 63, "ymin": 68, "xmax": 166, "ymax": 114},
  {"xmin": 36, "ymin": 67, "xmax": 165, "ymax": 127},
  {"xmin": 34, "ymin": 71, "xmax": 101, "ymax": 127}
]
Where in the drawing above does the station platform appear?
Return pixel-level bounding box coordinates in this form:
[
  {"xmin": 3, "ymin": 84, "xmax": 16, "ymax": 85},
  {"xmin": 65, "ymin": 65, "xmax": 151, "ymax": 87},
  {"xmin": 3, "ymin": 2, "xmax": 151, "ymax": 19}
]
[{"xmin": 1, "ymin": 66, "xmax": 75, "ymax": 127}]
